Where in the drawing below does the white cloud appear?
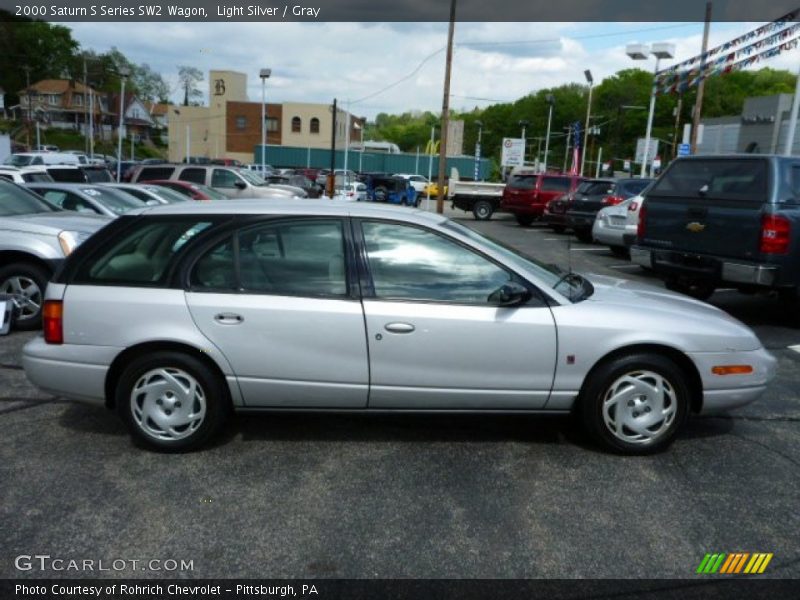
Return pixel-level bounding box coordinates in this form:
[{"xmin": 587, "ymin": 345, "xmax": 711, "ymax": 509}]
[{"xmin": 62, "ymin": 21, "xmax": 799, "ymax": 118}]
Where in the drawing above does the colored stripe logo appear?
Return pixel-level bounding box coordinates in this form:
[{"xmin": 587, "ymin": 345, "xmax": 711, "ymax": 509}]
[{"xmin": 696, "ymin": 553, "xmax": 773, "ymax": 574}]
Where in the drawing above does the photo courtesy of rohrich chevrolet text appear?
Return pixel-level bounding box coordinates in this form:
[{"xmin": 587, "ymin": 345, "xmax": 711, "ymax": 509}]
[{"xmin": 0, "ymin": 0, "xmax": 797, "ymax": 598}]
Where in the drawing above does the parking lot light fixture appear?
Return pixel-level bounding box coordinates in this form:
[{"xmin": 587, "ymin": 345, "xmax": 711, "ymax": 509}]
[
  {"xmin": 581, "ymin": 70, "xmax": 593, "ymax": 176},
  {"xmin": 259, "ymin": 68, "xmax": 271, "ymax": 177},
  {"xmin": 627, "ymin": 42, "xmax": 675, "ymax": 177}
]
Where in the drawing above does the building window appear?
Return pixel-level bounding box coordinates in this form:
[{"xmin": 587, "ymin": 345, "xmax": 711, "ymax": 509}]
[
  {"xmin": 73, "ymin": 94, "xmax": 83, "ymax": 107},
  {"xmin": 292, "ymin": 116, "xmax": 301, "ymax": 133},
  {"xmin": 48, "ymin": 94, "xmax": 59, "ymax": 105},
  {"xmin": 266, "ymin": 117, "xmax": 279, "ymax": 132},
  {"xmin": 132, "ymin": 108, "xmax": 140, "ymax": 119},
  {"xmin": 310, "ymin": 118, "xmax": 320, "ymax": 134},
  {"xmin": 236, "ymin": 116, "xmax": 247, "ymax": 130}
]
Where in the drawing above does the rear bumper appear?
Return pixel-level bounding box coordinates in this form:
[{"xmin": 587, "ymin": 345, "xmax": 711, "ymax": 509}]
[
  {"xmin": 630, "ymin": 247, "xmax": 780, "ymax": 287},
  {"xmin": 592, "ymin": 219, "xmax": 626, "ymax": 247},
  {"xmin": 565, "ymin": 210, "xmax": 596, "ymax": 231},
  {"xmin": 22, "ymin": 337, "xmax": 120, "ymax": 406}
]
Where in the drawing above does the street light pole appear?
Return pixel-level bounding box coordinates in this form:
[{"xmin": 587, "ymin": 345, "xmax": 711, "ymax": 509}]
[
  {"xmin": 116, "ymin": 66, "xmax": 130, "ymax": 182},
  {"xmin": 543, "ymin": 94, "xmax": 554, "ymax": 172},
  {"xmin": 581, "ymin": 70, "xmax": 593, "ymax": 176},
  {"xmin": 641, "ymin": 57, "xmax": 662, "ymax": 178},
  {"xmin": 259, "ymin": 68, "xmax": 271, "ymax": 176}
]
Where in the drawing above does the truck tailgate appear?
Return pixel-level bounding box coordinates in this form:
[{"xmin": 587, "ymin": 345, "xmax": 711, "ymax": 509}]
[{"xmin": 643, "ymin": 195, "xmax": 764, "ymax": 260}]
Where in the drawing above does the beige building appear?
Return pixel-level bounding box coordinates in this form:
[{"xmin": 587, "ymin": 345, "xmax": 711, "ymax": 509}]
[{"xmin": 167, "ymin": 70, "xmax": 361, "ymax": 164}]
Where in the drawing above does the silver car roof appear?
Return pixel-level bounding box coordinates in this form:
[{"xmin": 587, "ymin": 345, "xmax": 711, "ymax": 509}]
[{"xmin": 130, "ymin": 199, "xmax": 448, "ymax": 224}]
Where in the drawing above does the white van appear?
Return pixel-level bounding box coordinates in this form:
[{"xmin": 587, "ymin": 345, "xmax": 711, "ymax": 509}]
[{"xmin": 4, "ymin": 153, "xmax": 81, "ymax": 167}]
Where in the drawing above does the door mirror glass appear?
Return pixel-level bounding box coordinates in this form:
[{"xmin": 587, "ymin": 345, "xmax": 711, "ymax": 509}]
[{"xmin": 487, "ymin": 281, "xmax": 531, "ymax": 306}]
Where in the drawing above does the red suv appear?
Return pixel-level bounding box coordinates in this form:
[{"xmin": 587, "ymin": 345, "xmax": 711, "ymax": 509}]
[{"xmin": 500, "ymin": 171, "xmax": 584, "ymax": 226}]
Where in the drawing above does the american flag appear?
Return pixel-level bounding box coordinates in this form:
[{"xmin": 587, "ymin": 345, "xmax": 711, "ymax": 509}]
[{"xmin": 570, "ymin": 121, "xmax": 582, "ymax": 175}]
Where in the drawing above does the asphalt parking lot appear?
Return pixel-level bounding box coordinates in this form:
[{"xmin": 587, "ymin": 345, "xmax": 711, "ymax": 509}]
[{"xmin": 1, "ymin": 206, "xmax": 799, "ymax": 580}]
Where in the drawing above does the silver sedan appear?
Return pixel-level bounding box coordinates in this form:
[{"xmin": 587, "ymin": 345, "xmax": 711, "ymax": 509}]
[{"xmin": 22, "ymin": 201, "xmax": 777, "ymax": 454}]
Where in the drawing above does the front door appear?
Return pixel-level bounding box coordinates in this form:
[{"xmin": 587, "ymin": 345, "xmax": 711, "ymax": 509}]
[
  {"xmin": 185, "ymin": 218, "xmax": 369, "ymax": 407},
  {"xmin": 357, "ymin": 220, "xmax": 558, "ymax": 409}
]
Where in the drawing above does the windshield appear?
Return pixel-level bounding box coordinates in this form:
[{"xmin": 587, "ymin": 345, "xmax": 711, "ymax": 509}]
[
  {"xmin": 238, "ymin": 169, "xmax": 266, "ymax": 186},
  {"xmin": 6, "ymin": 155, "xmax": 34, "ymax": 167},
  {"xmin": 0, "ymin": 180, "xmax": 60, "ymax": 215},
  {"xmin": 144, "ymin": 186, "xmax": 189, "ymax": 203},
  {"xmin": 442, "ymin": 220, "xmax": 593, "ymax": 302},
  {"xmin": 82, "ymin": 187, "xmax": 146, "ymax": 214}
]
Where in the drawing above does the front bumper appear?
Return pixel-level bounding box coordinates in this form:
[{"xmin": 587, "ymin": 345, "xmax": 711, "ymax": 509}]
[
  {"xmin": 688, "ymin": 347, "xmax": 778, "ymax": 414},
  {"xmin": 631, "ymin": 247, "xmax": 779, "ymax": 287}
]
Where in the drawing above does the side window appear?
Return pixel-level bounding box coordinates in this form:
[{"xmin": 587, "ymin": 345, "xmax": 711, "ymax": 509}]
[
  {"xmin": 211, "ymin": 169, "xmax": 240, "ymax": 188},
  {"xmin": 138, "ymin": 167, "xmax": 175, "ymax": 181},
  {"xmin": 179, "ymin": 168, "xmax": 207, "ymax": 185},
  {"xmin": 540, "ymin": 177, "xmax": 571, "ymax": 192},
  {"xmin": 191, "ymin": 220, "xmax": 347, "ymax": 297},
  {"xmin": 41, "ymin": 190, "xmax": 98, "ymax": 214},
  {"xmin": 74, "ymin": 220, "xmax": 213, "ymax": 285},
  {"xmin": 361, "ymin": 221, "xmax": 512, "ymax": 304}
]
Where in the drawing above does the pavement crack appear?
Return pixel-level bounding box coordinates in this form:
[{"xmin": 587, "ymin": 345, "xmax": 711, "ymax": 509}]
[
  {"xmin": 698, "ymin": 414, "xmax": 800, "ymax": 423},
  {"xmin": 727, "ymin": 431, "xmax": 800, "ymax": 471}
]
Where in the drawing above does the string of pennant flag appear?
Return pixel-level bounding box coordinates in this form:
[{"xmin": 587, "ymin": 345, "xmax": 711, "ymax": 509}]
[{"xmin": 654, "ymin": 8, "xmax": 800, "ymax": 95}]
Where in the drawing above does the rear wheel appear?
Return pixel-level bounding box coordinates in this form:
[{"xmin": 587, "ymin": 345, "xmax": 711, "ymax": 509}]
[
  {"xmin": 665, "ymin": 278, "xmax": 716, "ymax": 301},
  {"xmin": 610, "ymin": 245, "xmax": 630, "ymax": 258},
  {"xmin": 515, "ymin": 215, "xmax": 534, "ymax": 227},
  {"xmin": 574, "ymin": 229, "xmax": 593, "ymax": 243},
  {"xmin": 579, "ymin": 353, "xmax": 689, "ymax": 455},
  {"xmin": 116, "ymin": 351, "xmax": 230, "ymax": 452},
  {"xmin": 0, "ymin": 262, "xmax": 49, "ymax": 331},
  {"xmin": 551, "ymin": 225, "xmax": 566, "ymax": 233},
  {"xmin": 473, "ymin": 200, "xmax": 493, "ymax": 221}
]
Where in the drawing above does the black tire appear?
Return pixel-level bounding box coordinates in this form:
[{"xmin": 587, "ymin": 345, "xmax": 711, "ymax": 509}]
[
  {"xmin": 473, "ymin": 200, "xmax": 493, "ymax": 221},
  {"xmin": 414, "ymin": 192, "xmax": 422, "ymax": 207},
  {"xmin": 574, "ymin": 228, "xmax": 593, "ymax": 243},
  {"xmin": 579, "ymin": 353, "xmax": 689, "ymax": 455},
  {"xmin": 665, "ymin": 279, "xmax": 716, "ymax": 301},
  {"xmin": 515, "ymin": 215, "xmax": 535, "ymax": 227},
  {"xmin": 116, "ymin": 351, "xmax": 230, "ymax": 452},
  {"xmin": 610, "ymin": 245, "xmax": 630, "ymax": 258},
  {"xmin": 0, "ymin": 262, "xmax": 50, "ymax": 331},
  {"xmin": 551, "ymin": 225, "xmax": 566, "ymax": 234}
]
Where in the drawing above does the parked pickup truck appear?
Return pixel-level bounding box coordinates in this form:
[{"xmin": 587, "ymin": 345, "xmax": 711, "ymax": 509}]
[
  {"xmin": 631, "ymin": 155, "xmax": 800, "ymax": 306},
  {"xmin": 448, "ymin": 169, "xmax": 506, "ymax": 220}
]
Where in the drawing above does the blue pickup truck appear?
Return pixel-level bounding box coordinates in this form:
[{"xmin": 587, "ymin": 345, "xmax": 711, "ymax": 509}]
[{"xmin": 362, "ymin": 173, "xmax": 418, "ymax": 206}]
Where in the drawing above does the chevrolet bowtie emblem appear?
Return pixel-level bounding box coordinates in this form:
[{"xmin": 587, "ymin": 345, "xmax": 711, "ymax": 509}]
[{"xmin": 686, "ymin": 222, "xmax": 706, "ymax": 233}]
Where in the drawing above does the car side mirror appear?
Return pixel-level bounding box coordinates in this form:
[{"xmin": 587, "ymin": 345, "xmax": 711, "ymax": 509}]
[
  {"xmin": 234, "ymin": 180, "xmax": 247, "ymax": 190},
  {"xmin": 488, "ymin": 281, "xmax": 531, "ymax": 307}
]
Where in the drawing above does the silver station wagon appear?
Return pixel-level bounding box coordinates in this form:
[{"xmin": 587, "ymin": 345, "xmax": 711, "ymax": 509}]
[{"xmin": 23, "ymin": 201, "xmax": 776, "ymax": 454}]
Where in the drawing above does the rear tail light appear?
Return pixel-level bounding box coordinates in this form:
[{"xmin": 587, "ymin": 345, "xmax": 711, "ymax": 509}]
[
  {"xmin": 637, "ymin": 202, "xmax": 647, "ymax": 240},
  {"xmin": 43, "ymin": 300, "xmax": 63, "ymax": 345},
  {"xmin": 760, "ymin": 214, "xmax": 790, "ymax": 255},
  {"xmin": 603, "ymin": 195, "xmax": 624, "ymax": 206}
]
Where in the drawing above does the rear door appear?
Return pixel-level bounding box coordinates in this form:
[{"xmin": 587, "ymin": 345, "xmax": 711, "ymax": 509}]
[
  {"xmin": 643, "ymin": 158, "xmax": 769, "ymax": 260},
  {"xmin": 184, "ymin": 218, "xmax": 369, "ymax": 407}
]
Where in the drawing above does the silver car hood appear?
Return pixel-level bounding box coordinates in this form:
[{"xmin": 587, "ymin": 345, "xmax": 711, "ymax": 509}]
[
  {"xmin": 0, "ymin": 212, "xmax": 110, "ymax": 235},
  {"xmin": 578, "ymin": 273, "xmax": 762, "ymax": 351}
]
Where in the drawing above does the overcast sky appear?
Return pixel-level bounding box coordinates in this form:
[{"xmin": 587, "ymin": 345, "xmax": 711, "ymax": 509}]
[{"xmin": 63, "ymin": 21, "xmax": 800, "ymax": 118}]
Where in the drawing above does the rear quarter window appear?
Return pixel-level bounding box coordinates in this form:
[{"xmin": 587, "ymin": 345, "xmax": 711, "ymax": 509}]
[
  {"xmin": 652, "ymin": 159, "xmax": 768, "ymax": 202},
  {"xmin": 137, "ymin": 166, "xmax": 176, "ymax": 181},
  {"xmin": 540, "ymin": 177, "xmax": 572, "ymax": 192},
  {"xmin": 72, "ymin": 219, "xmax": 215, "ymax": 286}
]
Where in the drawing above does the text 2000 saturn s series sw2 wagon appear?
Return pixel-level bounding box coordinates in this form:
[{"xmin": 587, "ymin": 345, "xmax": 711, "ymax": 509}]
[{"xmin": 23, "ymin": 201, "xmax": 776, "ymax": 454}]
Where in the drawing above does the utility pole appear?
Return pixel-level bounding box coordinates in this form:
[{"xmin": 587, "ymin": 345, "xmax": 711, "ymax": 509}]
[
  {"xmin": 436, "ymin": 0, "xmax": 456, "ymax": 214},
  {"xmin": 672, "ymin": 95, "xmax": 683, "ymax": 159},
  {"xmin": 690, "ymin": 1, "xmax": 713, "ymax": 154},
  {"xmin": 83, "ymin": 58, "xmax": 89, "ymax": 154},
  {"xmin": 329, "ymin": 98, "xmax": 337, "ymax": 198}
]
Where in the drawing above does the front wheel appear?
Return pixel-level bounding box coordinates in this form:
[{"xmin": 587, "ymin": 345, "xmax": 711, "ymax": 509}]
[
  {"xmin": 0, "ymin": 262, "xmax": 50, "ymax": 331},
  {"xmin": 116, "ymin": 351, "xmax": 230, "ymax": 452},
  {"xmin": 579, "ymin": 354, "xmax": 689, "ymax": 455},
  {"xmin": 473, "ymin": 200, "xmax": 493, "ymax": 221},
  {"xmin": 515, "ymin": 215, "xmax": 534, "ymax": 227}
]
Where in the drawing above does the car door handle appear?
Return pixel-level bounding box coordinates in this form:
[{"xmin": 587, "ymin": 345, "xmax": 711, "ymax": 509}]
[
  {"xmin": 214, "ymin": 313, "xmax": 244, "ymax": 325},
  {"xmin": 384, "ymin": 322, "xmax": 415, "ymax": 334}
]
